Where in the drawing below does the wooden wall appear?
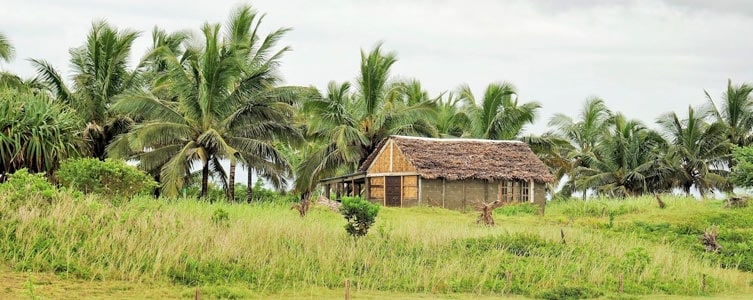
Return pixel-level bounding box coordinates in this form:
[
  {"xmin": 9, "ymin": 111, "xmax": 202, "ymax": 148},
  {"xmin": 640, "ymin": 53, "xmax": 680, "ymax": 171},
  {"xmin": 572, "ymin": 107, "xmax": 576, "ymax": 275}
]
[{"xmin": 367, "ymin": 140, "xmax": 417, "ymax": 174}]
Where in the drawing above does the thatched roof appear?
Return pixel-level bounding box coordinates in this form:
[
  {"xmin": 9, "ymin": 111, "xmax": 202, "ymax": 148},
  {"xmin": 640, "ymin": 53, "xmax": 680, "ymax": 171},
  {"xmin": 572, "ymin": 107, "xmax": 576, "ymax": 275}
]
[{"xmin": 360, "ymin": 135, "xmax": 555, "ymax": 183}]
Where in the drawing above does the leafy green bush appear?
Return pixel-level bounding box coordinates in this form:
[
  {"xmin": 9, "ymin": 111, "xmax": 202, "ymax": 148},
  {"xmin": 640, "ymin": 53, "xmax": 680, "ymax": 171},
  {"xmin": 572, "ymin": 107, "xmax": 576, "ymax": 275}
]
[
  {"xmin": 211, "ymin": 209, "xmax": 230, "ymax": 227},
  {"xmin": 340, "ymin": 196, "xmax": 380, "ymax": 238},
  {"xmin": 459, "ymin": 232, "xmax": 564, "ymax": 256},
  {"xmin": 0, "ymin": 169, "xmax": 57, "ymax": 207},
  {"xmin": 617, "ymin": 247, "xmax": 651, "ymax": 274},
  {"xmin": 495, "ymin": 203, "xmax": 539, "ymax": 216},
  {"xmin": 536, "ymin": 285, "xmax": 602, "ymax": 300},
  {"xmin": 56, "ymin": 158, "xmax": 156, "ymax": 198}
]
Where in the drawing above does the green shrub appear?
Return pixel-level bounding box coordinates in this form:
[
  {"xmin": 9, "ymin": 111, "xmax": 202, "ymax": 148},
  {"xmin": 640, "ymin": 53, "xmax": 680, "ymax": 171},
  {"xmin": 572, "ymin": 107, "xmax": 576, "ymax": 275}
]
[
  {"xmin": 211, "ymin": 209, "xmax": 230, "ymax": 227},
  {"xmin": 536, "ymin": 285, "xmax": 602, "ymax": 300},
  {"xmin": 617, "ymin": 247, "xmax": 651, "ymax": 274},
  {"xmin": 340, "ymin": 196, "xmax": 380, "ymax": 238},
  {"xmin": 458, "ymin": 232, "xmax": 564, "ymax": 256},
  {"xmin": 0, "ymin": 169, "xmax": 57, "ymax": 207},
  {"xmin": 56, "ymin": 158, "xmax": 156, "ymax": 198},
  {"xmin": 495, "ymin": 203, "xmax": 539, "ymax": 216}
]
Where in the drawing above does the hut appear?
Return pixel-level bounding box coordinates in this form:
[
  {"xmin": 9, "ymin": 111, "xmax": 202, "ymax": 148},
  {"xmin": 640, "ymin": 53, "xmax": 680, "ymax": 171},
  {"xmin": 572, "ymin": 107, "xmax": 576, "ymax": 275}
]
[{"xmin": 318, "ymin": 135, "xmax": 555, "ymax": 212}]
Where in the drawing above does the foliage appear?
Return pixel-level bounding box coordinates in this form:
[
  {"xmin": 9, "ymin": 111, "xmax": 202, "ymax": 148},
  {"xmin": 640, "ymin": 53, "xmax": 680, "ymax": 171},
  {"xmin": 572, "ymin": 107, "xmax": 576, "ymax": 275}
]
[
  {"xmin": 730, "ymin": 146, "xmax": 753, "ymax": 188},
  {"xmin": 0, "ymin": 89, "xmax": 81, "ymax": 176},
  {"xmin": 108, "ymin": 5, "xmax": 301, "ymax": 201},
  {"xmin": 211, "ymin": 209, "xmax": 229, "ymax": 227},
  {"xmin": 56, "ymin": 158, "xmax": 156, "ymax": 198},
  {"xmin": 657, "ymin": 106, "xmax": 730, "ymax": 196},
  {"xmin": 459, "ymin": 82, "xmax": 541, "ymax": 140},
  {"xmin": 0, "ymin": 169, "xmax": 57, "ymax": 207},
  {"xmin": 575, "ymin": 114, "xmax": 672, "ymax": 197},
  {"xmin": 0, "ymin": 32, "xmax": 14, "ymax": 63},
  {"xmin": 340, "ymin": 196, "xmax": 380, "ymax": 238},
  {"xmin": 31, "ymin": 21, "xmax": 139, "ymax": 159},
  {"xmin": 296, "ymin": 45, "xmax": 438, "ymax": 193},
  {"xmin": 494, "ymin": 203, "xmax": 540, "ymax": 216},
  {"xmin": 535, "ymin": 285, "xmax": 603, "ymax": 300}
]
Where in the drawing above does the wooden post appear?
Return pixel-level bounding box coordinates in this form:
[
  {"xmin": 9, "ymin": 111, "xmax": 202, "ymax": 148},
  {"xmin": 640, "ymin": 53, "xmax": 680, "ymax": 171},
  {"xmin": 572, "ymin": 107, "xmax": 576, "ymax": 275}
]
[
  {"xmin": 195, "ymin": 288, "xmax": 200, "ymax": 300},
  {"xmin": 701, "ymin": 274, "xmax": 706, "ymax": 292},
  {"xmin": 345, "ymin": 278, "xmax": 351, "ymax": 300},
  {"xmin": 618, "ymin": 273, "xmax": 623, "ymax": 293}
]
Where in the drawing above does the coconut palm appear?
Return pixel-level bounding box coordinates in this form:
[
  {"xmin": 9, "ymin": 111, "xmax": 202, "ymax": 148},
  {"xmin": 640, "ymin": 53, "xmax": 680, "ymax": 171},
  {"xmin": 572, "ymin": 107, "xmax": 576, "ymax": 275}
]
[
  {"xmin": 109, "ymin": 5, "xmax": 299, "ymax": 199},
  {"xmin": 31, "ymin": 21, "xmax": 140, "ymax": 160},
  {"xmin": 0, "ymin": 32, "xmax": 13, "ymax": 63},
  {"xmin": 657, "ymin": 106, "xmax": 730, "ymax": 197},
  {"xmin": 296, "ymin": 45, "xmax": 438, "ymax": 193},
  {"xmin": 706, "ymin": 79, "xmax": 753, "ymax": 148},
  {"xmin": 575, "ymin": 114, "xmax": 672, "ymax": 197},
  {"xmin": 434, "ymin": 92, "xmax": 472, "ymax": 138},
  {"xmin": 459, "ymin": 82, "xmax": 541, "ymax": 140},
  {"xmin": 548, "ymin": 97, "xmax": 612, "ymax": 199}
]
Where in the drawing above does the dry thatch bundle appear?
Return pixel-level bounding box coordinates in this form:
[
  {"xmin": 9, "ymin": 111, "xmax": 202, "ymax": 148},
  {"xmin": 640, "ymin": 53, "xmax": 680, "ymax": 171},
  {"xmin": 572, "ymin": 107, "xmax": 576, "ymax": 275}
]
[{"xmin": 360, "ymin": 136, "xmax": 554, "ymax": 183}]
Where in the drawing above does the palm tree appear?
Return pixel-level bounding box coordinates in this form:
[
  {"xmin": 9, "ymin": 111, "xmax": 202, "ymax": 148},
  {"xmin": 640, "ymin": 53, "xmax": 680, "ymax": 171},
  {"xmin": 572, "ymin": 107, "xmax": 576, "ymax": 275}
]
[
  {"xmin": 31, "ymin": 21, "xmax": 140, "ymax": 159},
  {"xmin": 109, "ymin": 5, "xmax": 299, "ymax": 199},
  {"xmin": 706, "ymin": 79, "xmax": 753, "ymax": 148},
  {"xmin": 459, "ymin": 82, "xmax": 541, "ymax": 140},
  {"xmin": 0, "ymin": 32, "xmax": 13, "ymax": 63},
  {"xmin": 548, "ymin": 97, "xmax": 612, "ymax": 199},
  {"xmin": 576, "ymin": 114, "xmax": 672, "ymax": 197},
  {"xmin": 296, "ymin": 45, "xmax": 438, "ymax": 193},
  {"xmin": 434, "ymin": 92, "xmax": 472, "ymax": 138},
  {"xmin": 657, "ymin": 106, "xmax": 730, "ymax": 197}
]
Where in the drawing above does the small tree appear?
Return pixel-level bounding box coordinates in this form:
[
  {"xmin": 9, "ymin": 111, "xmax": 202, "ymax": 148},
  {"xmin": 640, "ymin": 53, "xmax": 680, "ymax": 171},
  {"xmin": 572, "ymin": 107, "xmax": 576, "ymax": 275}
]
[
  {"xmin": 730, "ymin": 146, "xmax": 753, "ymax": 188},
  {"xmin": 340, "ymin": 196, "xmax": 380, "ymax": 238}
]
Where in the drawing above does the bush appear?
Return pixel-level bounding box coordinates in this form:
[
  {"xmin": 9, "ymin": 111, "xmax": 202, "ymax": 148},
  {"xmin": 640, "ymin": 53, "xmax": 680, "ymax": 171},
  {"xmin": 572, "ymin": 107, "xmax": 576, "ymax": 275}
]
[
  {"xmin": 536, "ymin": 285, "xmax": 602, "ymax": 300},
  {"xmin": 458, "ymin": 232, "xmax": 564, "ymax": 256},
  {"xmin": 340, "ymin": 196, "xmax": 380, "ymax": 238},
  {"xmin": 495, "ymin": 203, "xmax": 540, "ymax": 216},
  {"xmin": 211, "ymin": 209, "xmax": 230, "ymax": 227},
  {"xmin": 56, "ymin": 158, "xmax": 156, "ymax": 198},
  {"xmin": 0, "ymin": 169, "xmax": 57, "ymax": 207}
]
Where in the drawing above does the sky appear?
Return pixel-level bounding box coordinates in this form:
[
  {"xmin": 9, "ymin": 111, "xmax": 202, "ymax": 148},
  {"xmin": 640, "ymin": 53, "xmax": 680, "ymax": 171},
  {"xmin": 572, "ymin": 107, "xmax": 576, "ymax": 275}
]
[{"xmin": 3, "ymin": 0, "xmax": 753, "ymax": 136}]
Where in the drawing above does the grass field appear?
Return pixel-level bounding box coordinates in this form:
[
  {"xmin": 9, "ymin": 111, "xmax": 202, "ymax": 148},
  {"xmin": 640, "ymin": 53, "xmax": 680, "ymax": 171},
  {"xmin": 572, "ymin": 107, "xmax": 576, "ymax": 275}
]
[{"xmin": 1, "ymin": 188, "xmax": 753, "ymax": 299}]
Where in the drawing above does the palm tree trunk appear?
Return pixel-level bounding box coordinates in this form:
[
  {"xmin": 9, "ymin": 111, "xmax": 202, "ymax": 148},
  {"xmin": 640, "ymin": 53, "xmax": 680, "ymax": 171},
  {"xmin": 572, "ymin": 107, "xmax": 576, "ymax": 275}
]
[
  {"xmin": 247, "ymin": 167, "xmax": 254, "ymax": 203},
  {"xmin": 228, "ymin": 159, "xmax": 236, "ymax": 202},
  {"xmin": 201, "ymin": 162, "xmax": 209, "ymax": 198}
]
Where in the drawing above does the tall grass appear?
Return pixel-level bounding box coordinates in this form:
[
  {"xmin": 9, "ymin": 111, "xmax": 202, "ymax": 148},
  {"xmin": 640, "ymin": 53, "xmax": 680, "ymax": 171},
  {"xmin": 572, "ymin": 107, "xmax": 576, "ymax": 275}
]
[{"xmin": 1, "ymin": 191, "xmax": 752, "ymax": 298}]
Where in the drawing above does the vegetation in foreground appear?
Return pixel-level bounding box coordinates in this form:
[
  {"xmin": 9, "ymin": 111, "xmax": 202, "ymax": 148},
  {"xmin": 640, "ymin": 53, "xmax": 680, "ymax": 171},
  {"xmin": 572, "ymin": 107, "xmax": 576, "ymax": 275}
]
[{"xmin": 1, "ymin": 172, "xmax": 752, "ymax": 299}]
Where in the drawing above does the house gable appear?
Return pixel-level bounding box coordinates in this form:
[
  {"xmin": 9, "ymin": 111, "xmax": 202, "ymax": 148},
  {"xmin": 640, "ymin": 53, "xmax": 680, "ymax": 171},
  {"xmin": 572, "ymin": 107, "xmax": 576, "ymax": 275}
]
[{"xmin": 366, "ymin": 140, "xmax": 417, "ymax": 174}]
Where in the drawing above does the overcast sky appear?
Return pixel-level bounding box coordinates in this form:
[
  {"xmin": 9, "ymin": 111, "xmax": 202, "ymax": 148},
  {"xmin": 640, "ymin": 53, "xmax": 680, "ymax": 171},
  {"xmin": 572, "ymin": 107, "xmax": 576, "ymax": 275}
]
[{"xmin": 3, "ymin": 0, "xmax": 753, "ymax": 135}]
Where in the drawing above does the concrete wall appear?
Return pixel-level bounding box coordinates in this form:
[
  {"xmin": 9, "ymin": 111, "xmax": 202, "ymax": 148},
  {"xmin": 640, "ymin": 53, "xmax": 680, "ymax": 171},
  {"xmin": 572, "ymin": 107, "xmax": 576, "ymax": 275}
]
[
  {"xmin": 421, "ymin": 179, "xmax": 443, "ymax": 207},
  {"xmin": 534, "ymin": 181, "xmax": 547, "ymax": 214},
  {"xmin": 418, "ymin": 178, "xmax": 548, "ymax": 214}
]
